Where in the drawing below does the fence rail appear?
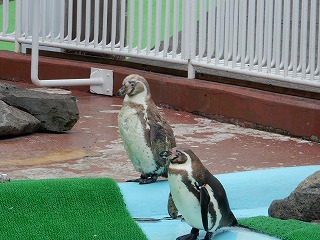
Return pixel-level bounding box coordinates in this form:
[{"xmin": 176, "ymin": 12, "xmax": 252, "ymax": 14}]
[{"xmin": 1, "ymin": 0, "xmax": 320, "ymax": 90}]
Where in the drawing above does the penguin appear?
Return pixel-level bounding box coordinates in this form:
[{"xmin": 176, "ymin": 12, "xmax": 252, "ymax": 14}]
[
  {"xmin": 160, "ymin": 147, "xmax": 237, "ymax": 240},
  {"xmin": 117, "ymin": 74, "xmax": 176, "ymax": 184}
]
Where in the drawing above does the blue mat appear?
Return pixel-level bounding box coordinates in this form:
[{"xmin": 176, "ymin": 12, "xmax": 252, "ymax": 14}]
[{"xmin": 119, "ymin": 165, "xmax": 319, "ymax": 240}]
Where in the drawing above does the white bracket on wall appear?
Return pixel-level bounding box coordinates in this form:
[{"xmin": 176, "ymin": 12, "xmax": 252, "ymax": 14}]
[
  {"xmin": 90, "ymin": 68, "xmax": 113, "ymax": 96},
  {"xmin": 30, "ymin": 0, "xmax": 113, "ymax": 96}
]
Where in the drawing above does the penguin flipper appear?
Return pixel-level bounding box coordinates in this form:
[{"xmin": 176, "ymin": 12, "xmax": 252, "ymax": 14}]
[
  {"xmin": 200, "ymin": 185, "xmax": 210, "ymax": 231},
  {"xmin": 168, "ymin": 192, "xmax": 179, "ymax": 219}
]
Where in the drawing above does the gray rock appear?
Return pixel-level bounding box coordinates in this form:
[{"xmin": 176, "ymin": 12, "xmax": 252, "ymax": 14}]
[
  {"xmin": 268, "ymin": 171, "xmax": 320, "ymax": 222},
  {"xmin": 0, "ymin": 100, "xmax": 40, "ymax": 136},
  {"xmin": 0, "ymin": 83, "xmax": 79, "ymax": 132}
]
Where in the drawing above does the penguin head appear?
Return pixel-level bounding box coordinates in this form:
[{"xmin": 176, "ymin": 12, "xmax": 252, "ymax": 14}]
[
  {"xmin": 116, "ymin": 74, "xmax": 150, "ymax": 98},
  {"xmin": 160, "ymin": 147, "xmax": 188, "ymax": 164}
]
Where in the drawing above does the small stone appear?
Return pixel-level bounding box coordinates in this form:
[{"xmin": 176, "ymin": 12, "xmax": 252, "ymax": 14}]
[{"xmin": 0, "ymin": 174, "xmax": 10, "ymax": 183}]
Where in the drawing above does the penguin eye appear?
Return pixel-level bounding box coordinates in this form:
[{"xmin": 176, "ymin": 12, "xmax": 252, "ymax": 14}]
[
  {"xmin": 176, "ymin": 151, "xmax": 182, "ymax": 156},
  {"xmin": 129, "ymin": 81, "xmax": 135, "ymax": 87}
]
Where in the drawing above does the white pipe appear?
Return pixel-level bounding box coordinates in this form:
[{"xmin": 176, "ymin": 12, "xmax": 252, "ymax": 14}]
[{"xmin": 31, "ymin": 0, "xmax": 104, "ymax": 88}]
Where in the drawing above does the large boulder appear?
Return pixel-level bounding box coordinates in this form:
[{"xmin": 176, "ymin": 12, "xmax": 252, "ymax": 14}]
[
  {"xmin": 0, "ymin": 83, "xmax": 79, "ymax": 132},
  {"xmin": 268, "ymin": 171, "xmax": 320, "ymax": 222},
  {"xmin": 0, "ymin": 100, "xmax": 40, "ymax": 136}
]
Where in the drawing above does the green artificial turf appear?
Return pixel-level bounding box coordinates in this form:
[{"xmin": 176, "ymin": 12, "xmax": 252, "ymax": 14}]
[
  {"xmin": 239, "ymin": 216, "xmax": 320, "ymax": 240},
  {"xmin": 0, "ymin": 178, "xmax": 148, "ymax": 240},
  {"xmin": 0, "ymin": 0, "xmax": 15, "ymax": 51}
]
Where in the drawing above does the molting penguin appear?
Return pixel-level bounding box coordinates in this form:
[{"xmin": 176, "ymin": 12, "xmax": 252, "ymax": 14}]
[
  {"xmin": 160, "ymin": 147, "xmax": 237, "ymax": 240},
  {"xmin": 117, "ymin": 74, "xmax": 176, "ymax": 184}
]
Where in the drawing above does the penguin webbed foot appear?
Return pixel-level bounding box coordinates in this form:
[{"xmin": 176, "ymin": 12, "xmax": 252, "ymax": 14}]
[
  {"xmin": 204, "ymin": 232, "xmax": 213, "ymax": 240},
  {"xmin": 139, "ymin": 174, "xmax": 158, "ymax": 184},
  {"xmin": 126, "ymin": 174, "xmax": 158, "ymax": 184},
  {"xmin": 177, "ymin": 228, "xmax": 199, "ymax": 240}
]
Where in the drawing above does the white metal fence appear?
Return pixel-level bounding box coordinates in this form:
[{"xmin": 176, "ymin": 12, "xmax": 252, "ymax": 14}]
[{"xmin": 1, "ymin": 0, "xmax": 320, "ymax": 90}]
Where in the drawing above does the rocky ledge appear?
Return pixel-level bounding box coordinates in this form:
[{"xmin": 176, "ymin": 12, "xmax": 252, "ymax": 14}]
[{"xmin": 0, "ymin": 82, "xmax": 79, "ymax": 137}]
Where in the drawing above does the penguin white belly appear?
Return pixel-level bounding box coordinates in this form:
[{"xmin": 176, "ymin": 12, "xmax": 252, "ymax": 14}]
[
  {"xmin": 168, "ymin": 174, "xmax": 215, "ymax": 230},
  {"xmin": 118, "ymin": 106, "xmax": 157, "ymax": 174}
]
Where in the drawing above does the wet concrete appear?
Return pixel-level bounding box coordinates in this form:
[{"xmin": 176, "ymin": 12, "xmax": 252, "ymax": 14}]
[{"xmin": 0, "ymin": 80, "xmax": 319, "ymax": 181}]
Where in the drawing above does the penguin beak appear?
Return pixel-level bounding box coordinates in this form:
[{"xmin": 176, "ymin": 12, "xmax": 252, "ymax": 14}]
[{"xmin": 116, "ymin": 85, "xmax": 128, "ymax": 97}]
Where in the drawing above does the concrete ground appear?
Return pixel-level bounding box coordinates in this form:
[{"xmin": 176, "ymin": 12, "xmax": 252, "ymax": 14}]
[{"xmin": 0, "ymin": 80, "xmax": 319, "ymax": 181}]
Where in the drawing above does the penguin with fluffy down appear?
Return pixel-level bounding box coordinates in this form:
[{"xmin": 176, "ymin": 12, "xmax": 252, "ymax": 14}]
[
  {"xmin": 160, "ymin": 147, "xmax": 237, "ymax": 240},
  {"xmin": 117, "ymin": 74, "xmax": 176, "ymax": 184}
]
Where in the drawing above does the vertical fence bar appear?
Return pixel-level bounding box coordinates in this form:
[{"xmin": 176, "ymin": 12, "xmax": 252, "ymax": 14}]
[
  {"xmin": 93, "ymin": 0, "xmax": 100, "ymax": 47},
  {"xmin": 215, "ymin": 0, "xmax": 221, "ymax": 64},
  {"xmin": 163, "ymin": 0, "xmax": 171, "ymax": 57},
  {"xmin": 2, "ymin": 0, "xmax": 8, "ymax": 36},
  {"xmin": 102, "ymin": 0, "xmax": 108, "ymax": 48},
  {"xmin": 189, "ymin": 0, "xmax": 197, "ymax": 61},
  {"xmin": 15, "ymin": 0, "xmax": 22, "ymax": 52},
  {"xmin": 23, "ymin": 0, "xmax": 29, "ymax": 38},
  {"xmin": 50, "ymin": 0, "xmax": 56, "ymax": 41},
  {"xmin": 224, "ymin": 0, "xmax": 230, "ymax": 66},
  {"xmin": 111, "ymin": 0, "xmax": 117, "ymax": 49},
  {"xmin": 146, "ymin": 0, "xmax": 152, "ymax": 54},
  {"xmin": 227, "ymin": 0, "xmax": 234, "ymax": 60},
  {"xmin": 188, "ymin": 0, "xmax": 196, "ymax": 79},
  {"xmin": 120, "ymin": 0, "xmax": 126, "ymax": 50},
  {"xmin": 256, "ymin": 0, "xmax": 264, "ymax": 72},
  {"xmin": 300, "ymin": 0, "xmax": 308, "ymax": 79},
  {"xmin": 240, "ymin": 0, "xmax": 247, "ymax": 69},
  {"xmin": 67, "ymin": 0, "xmax": 73, "ymax": 43},
  {"xmin": 182, "ymin": 0, "xmax": 187, "ymax": 58},
  {"xmin": 76, "ymin": 0, "xmax": 82, "ymax": 45},
  {"xmin": 154, "ymin": 0, "xmax": 162, "ymax": 55},
  {"xmin": 128, "ymin": 0, "xmax": 135, "ymax": 52},
  {"xmin": 232, "ymin": 0, "xmax": 239, "ymax": 67},
  {"xmin": 266, "ymin": 0, "xmax": 273, "ymax": 73},
  {"xmin": 85, "ymin": 0, "xmax": 91, "ymax": 46},
  {"xmin": 137, "ymin": 0, "xmax": 143, "ymax": 53},
  {"xmin": 207, "ymin": 0, "xmax": 215, "ymax": 63},
  {"xmin": 261, "ymin": 0, "xmax": 268, "ymax": 66},
  {"xmin": 308, "ymin": 0, "xmax": 317, "ymax": 80},
  {"xmin": 41, "ymin": 0, "xmax": 46, "ymax": 41},
  {"xmin": 290, "ymin": 0, "xmax": 299, "ymax": 78},
  {"xmin": 248, "ymin": 0, "xmax": 255, "ymax": 70},
  {"xmin": 59, "ymin": 0, "xmax": 65, "ymax": 43},
  {"xmin": 274, "ymin": 0, "xmax": 282, "ymax": 75},
  {"xmin": 282, "ymin": 0, "xmax": 290, "ymax": 76},
  {"xmin": 172, "ymin": 0, "xmax": 179, "ymax": 58},
  {"xmin": 198, "ymin": 0, "xmax": 206, "ymax": 61},
  {"xmin": 316, "ymin": 1, "xmax": 320, "ymax": 75}
]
